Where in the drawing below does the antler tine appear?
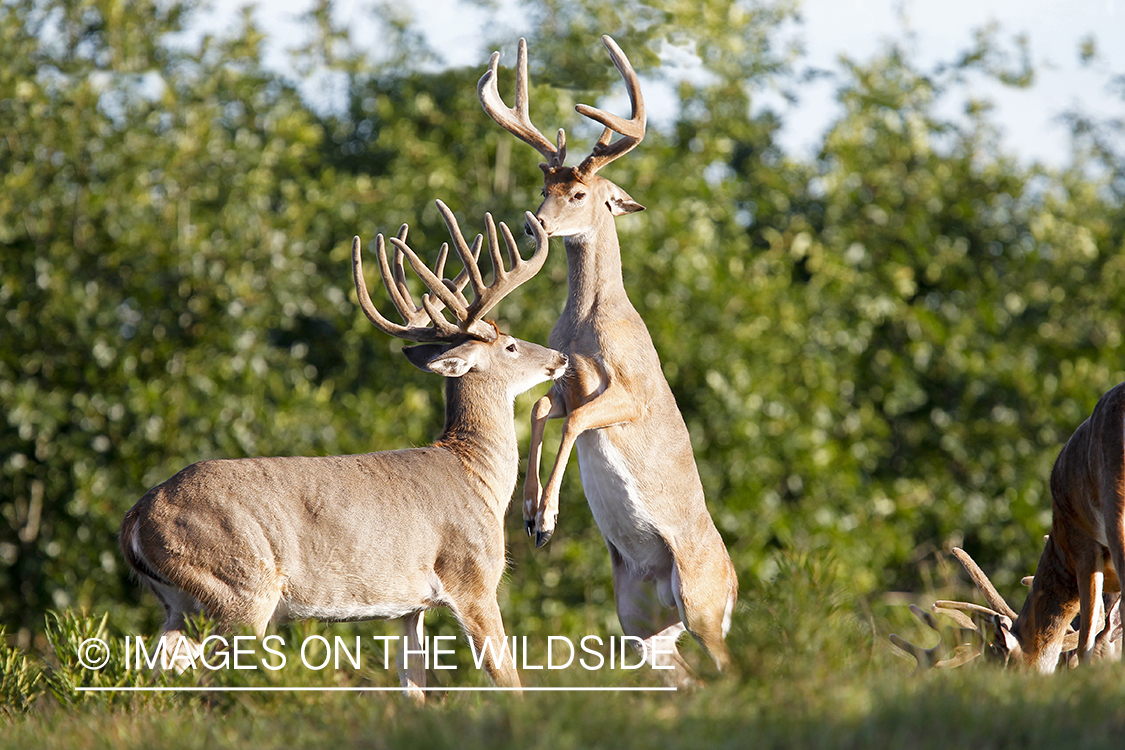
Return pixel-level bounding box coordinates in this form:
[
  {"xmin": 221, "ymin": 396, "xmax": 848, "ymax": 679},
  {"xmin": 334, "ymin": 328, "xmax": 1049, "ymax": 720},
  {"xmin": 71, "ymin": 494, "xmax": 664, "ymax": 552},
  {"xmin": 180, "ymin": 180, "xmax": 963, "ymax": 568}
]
[
  {"xmin": 435, "ymin": 200, "xmax": 486, "ymax": 302},
  {"xmin": 387, "ymin": 224, "xmax": 438, "ymax": 326},
  {"xmin": 575, "ymin": 35, "xmax": 647, "ymax": 178},
  {"xmin": 353, "ymin": 234, "xmax": 449, "ymax": 342},
  {"xmin": 479, "ymin": 38, "xmax": 565, "ymax": 167},
  {"xmin": 933, "ymin": 599, "xmax": 1002, "ymax": 619},
  {"xmin": 890, "ymin": 604, "xmax": 980, "ymax": 671},
  {"xmin": 377, "ymin": 225, "xmax": 417, "ymax": 322},
  {"xmin": 931, "ymin": 603, "xmax": 978, "ymax": 631},
  {"xmin": 950, "ymin": 547, "xmax": 1019, "ymax": 621},
  {"xmin": 391, "ymin": 226, "xmax": 477, "ymax": 328},
  {"xmin": 433, "ymin": 241, "xmax": 450, "ymax": 283},
  {"xmin": 389, "ymin": 235, "xmax": 470, "ymax": 331},
  {"xmin": 459, "ymin": 209, "xmax": 550, "ymax": 329}
]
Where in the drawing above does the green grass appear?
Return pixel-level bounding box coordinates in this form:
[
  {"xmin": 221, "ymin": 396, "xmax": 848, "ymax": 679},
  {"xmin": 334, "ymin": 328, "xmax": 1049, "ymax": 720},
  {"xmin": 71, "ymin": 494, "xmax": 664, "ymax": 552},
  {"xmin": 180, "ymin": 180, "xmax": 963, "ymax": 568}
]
[
  {"xmin": 5, "ymin": 553, "xmax": 1125, "ymax": 749},
  {"xmin": 6, "ymin": 662, "xmax": 1125, "ymax": 750}
]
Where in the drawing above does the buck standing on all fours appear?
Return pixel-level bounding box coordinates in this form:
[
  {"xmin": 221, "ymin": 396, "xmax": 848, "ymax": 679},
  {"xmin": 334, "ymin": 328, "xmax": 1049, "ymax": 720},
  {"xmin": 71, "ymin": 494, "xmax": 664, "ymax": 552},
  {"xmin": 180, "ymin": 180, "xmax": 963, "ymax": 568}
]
[
  {"xmin": 120, "ymin": 203, "xmax": 566, "ymax": 701},
  {"xmin": 479, "ymin": 36, "xmax": 738, "ymax": 685}
]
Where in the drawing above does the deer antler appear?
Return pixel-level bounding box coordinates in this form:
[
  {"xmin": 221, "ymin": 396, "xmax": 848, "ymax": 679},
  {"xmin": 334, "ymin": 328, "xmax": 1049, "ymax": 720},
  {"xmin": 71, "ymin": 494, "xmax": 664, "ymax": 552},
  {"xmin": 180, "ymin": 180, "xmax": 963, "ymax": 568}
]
[
  {"xmin": 478, "ymin": 38, "xmax": 566, "ymax": 168},
  {"xmin": 454, "ymin": 203, "xmax": 551, "ymax": 328},
  {"xmin": 932, "ymin": 547, "xmax": 1082, "ymax": 663},
  {"xmin": 480, "ymin": 36, "xmax": 645, "ymax": 177},
  {"xmin": 353, "ymin": 202, "xmax": 549, "ymax": 343},
  {"xmin": 575, "ymin": 35, "xmax": 647, "ymax": 179},
  {"xmin": 353, "ymin": 227, "xmax": 457, "ymax": 342},
  {"xmin": 946, "ymin": 547, "xmax": 1020, "ymax": 621},
  {"xmin": 890, "ymin": 603, "xmax": 982, "ymax": 672},
  {"xmin": 895, "ymin": 546, "xmax": 1124, "ymax": 672}
]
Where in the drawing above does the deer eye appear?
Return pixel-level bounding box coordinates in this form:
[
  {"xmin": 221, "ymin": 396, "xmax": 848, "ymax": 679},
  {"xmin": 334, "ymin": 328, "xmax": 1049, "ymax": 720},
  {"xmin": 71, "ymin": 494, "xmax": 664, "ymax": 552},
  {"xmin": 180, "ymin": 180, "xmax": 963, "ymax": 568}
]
[
  {"xmin": 572, "ymin": 191, "xmax": 586, "ymax": 201},
  {"xmin": 506, "ymin": 342, "xmax": 518, "ymax": 353}
]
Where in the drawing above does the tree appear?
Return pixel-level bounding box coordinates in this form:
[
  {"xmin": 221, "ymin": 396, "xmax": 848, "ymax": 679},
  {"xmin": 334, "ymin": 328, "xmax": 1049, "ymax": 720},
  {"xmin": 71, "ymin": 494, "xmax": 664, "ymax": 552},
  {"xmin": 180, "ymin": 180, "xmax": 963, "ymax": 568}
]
[{"xmin": 3, "ymin": 0, "xmax": 1123, "ymax": 643}]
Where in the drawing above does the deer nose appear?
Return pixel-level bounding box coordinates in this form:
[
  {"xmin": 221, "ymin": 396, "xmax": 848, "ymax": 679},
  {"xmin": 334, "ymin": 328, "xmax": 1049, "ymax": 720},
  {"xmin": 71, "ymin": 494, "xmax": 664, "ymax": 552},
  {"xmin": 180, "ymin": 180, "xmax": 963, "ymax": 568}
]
[{"xmin": 550, "ymin": 353, "xmax": 569, "ymax": 379}]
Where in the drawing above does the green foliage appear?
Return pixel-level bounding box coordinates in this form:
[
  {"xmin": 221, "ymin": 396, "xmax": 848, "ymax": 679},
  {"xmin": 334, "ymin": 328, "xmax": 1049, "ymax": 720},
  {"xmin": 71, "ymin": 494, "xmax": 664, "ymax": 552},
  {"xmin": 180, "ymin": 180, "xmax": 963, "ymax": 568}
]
[
  {"xmin": 0, "ymin": 626, "xmax": 43, "ymax": 724},
  {"xmin": 0, "ymin": 0, "xmax": 438, "ymax": 632},
  {"xmin": 40, "ymin": 610, "xmax": 140, "ymax": 704}
]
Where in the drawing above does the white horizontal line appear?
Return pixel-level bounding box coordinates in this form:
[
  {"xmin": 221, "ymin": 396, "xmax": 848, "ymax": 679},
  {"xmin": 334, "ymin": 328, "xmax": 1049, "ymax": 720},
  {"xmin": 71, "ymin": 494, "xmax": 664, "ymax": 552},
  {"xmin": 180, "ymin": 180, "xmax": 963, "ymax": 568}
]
[{"xmin": 76, "ymin": 686, "xmax": 677, "ymax": 693}]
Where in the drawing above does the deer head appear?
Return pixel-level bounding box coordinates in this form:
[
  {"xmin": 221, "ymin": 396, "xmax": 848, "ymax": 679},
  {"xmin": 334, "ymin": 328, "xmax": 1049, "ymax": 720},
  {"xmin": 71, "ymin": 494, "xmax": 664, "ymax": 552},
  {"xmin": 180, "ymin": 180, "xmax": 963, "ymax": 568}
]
[
  {"xmin": 353, "ymin": 200, "xmax": 562, "ymax": 403},
  {"xmin": 479, "ymin": 36, "xmax": 647, "ymax": 238},
  {"xmin": 891, "ymin": 546, "xmax": 1122, "ymax": 673}
]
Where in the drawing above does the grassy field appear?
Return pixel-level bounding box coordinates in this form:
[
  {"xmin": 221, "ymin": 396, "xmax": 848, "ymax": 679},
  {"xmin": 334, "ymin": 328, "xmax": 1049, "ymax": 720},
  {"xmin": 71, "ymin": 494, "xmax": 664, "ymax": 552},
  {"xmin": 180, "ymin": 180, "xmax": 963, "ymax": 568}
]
[
  {"xmin": 5, "ymin": 555, "xmax": 1125, "ymax": 749},
  {"xmin": 6, "ymin": 649, "xmax": 1125, "ymax": 749}
]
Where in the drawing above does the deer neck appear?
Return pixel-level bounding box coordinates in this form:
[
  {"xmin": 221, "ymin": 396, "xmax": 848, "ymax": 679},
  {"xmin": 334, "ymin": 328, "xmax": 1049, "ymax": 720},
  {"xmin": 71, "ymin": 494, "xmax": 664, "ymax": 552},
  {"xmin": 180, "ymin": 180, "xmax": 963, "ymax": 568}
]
[
  {"xmin": 562, "ymin": 218, "xmax": 626, "ymax": 319},
  {"xmin": 434, "ymin": 378, "xmax": 518, "ymax": 512},
  {"xmin": 1013, "ymin": 536, "xmax": 1080, "ymax": 672}
]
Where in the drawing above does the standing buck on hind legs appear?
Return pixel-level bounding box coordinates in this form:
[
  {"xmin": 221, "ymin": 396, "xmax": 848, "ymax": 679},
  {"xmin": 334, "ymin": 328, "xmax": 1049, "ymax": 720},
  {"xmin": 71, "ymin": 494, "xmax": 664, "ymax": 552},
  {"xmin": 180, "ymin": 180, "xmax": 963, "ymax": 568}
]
[
  {"xmin": 479, "ymin": 36, "xmax": 738, "ymax": 684},
  {"xmin": 119, "ymin": 202, "xmax": 566, "ymax": 701},
  {"xmin": 894, "ymin": 382, "xmax": 1125, "ymax": 673}
]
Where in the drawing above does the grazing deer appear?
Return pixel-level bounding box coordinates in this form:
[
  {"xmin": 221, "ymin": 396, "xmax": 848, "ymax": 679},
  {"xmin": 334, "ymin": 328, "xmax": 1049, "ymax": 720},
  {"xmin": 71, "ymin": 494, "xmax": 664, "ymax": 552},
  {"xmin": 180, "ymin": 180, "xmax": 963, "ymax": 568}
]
[
  {"xmin": 479, "ymin": 36, "xmax": 737, "ymax": 683},
  {"xmin": 893, "ymin": 382, "xmax": 1125, "ymax": 673},
  {"xmin": 892, "ymin": 549, "xmax": 1122, "ymax": 672},
  {"xmin": 119, "ymin": 202, "xmax": 566, "ymax": 699}
]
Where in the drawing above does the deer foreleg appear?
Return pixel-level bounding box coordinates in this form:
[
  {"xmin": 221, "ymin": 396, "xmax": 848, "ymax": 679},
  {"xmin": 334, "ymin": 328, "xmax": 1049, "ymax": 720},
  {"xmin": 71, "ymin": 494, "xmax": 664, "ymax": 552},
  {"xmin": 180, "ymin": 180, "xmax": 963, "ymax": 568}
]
[
  {"xmin": 456, "ymin": 599, "xmax": 521, "ymax": 690},
  {"xmin": 399, "ymin": 611, "xmax": 426, "ymax": 703},
  {"xmin": 523, "ymin": 389, "xmax": 565, "ymax": 536},
  {"xmin": 534, "ymin": 375, "xmax": 642, "ymax": 546}
]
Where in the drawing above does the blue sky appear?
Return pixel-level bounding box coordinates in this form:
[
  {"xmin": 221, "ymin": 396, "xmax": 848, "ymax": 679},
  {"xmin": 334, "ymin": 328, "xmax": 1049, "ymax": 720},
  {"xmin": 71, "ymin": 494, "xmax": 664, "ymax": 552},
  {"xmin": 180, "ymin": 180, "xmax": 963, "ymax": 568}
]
[{"xmin": 201, "ymin": 0, "xmax": 1124, "ymax": 167}]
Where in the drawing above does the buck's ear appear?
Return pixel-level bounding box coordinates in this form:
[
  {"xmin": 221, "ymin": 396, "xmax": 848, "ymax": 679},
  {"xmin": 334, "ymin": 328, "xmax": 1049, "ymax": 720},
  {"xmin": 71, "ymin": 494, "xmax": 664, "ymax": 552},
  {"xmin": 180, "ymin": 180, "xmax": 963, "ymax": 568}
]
[
  {"xmin": 426, "ymin": 355, "xmax": 473, "ymax": 378},
  {"xmin": 402, "ymin": 341, "xmax": 479, "ymax": 377},
  {"xmin": 402, "ymin": 343, "xmax": 454, "ymax": 374},
  {"xmin": 606, "ymin": 185, "xmax": 645, "ymax": 216},
  {"xmin": 988, "ymin": 614, "xmax": 1019, "ymax": 663}
]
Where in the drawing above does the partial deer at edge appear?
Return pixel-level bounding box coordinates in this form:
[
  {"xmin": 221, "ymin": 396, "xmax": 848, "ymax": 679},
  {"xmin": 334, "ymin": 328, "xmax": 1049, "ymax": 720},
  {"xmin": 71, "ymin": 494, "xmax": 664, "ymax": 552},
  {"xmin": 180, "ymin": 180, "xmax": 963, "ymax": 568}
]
[
  {"xmin": 479, "ymin": 36, "xmax": 737, "ymax": 683},
  {"xmin": 120, "ymin": 202, "xmax": 565, "ymax": 700},
  {"xmin": 894, "ymin": 382, "xmax": 1125, "ymax": 673}
]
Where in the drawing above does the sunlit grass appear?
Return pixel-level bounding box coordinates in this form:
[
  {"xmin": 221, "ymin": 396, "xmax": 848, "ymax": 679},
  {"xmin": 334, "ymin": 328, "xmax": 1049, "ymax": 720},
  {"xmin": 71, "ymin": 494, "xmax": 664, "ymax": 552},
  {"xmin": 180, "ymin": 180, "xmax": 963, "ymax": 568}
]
[
  {"xmin": 5, "ymin": 551, "xmax": 1125, "ymax": 749},
  {"xmin": 6, "ymin": 655, "xmax": 1125, "ymax": 750}
]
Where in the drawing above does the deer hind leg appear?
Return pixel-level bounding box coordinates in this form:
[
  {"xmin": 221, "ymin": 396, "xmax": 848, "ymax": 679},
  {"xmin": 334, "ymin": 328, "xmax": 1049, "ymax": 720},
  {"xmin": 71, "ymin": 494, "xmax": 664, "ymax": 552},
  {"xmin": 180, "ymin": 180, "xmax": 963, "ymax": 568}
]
[
  {"xmin": 167, "ymin": 567, "xmax": 284, "ymax": 671},
  {"xmin": 1094, "ymin": 593, "xmax": 1122, "ymax": 661},
  {"xmin": 671, "ymin": 552, "xmax": 737, "ymax": 674},
  {"xmin": 150, "ymin": 584, "xmax": 205, "ymax": 672},
  {"xmin": 608, "ymin": 545, "xmax": 696, "ymax": 687},
  {"xmin": 398, "ymin": 611, "xmax": 427, "ymax": 703},
  {"xmin": 126, "ymin": 527, "xmax": 206, "ymax": 671},
  {"xmin": 195, "ymin": 565, "xmax": 285, "ymax": 637}
]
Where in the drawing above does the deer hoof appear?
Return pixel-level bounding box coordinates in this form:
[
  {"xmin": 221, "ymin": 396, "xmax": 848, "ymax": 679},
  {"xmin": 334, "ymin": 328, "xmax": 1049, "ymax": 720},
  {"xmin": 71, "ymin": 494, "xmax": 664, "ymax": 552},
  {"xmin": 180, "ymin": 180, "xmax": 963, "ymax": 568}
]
[
  {"xmin": 535, "ymin": 528, "xmax": 553, "ymax": 548},
  {"xmin": 525, "ymin": 520, "xmax": 536, "ymax": 538}
]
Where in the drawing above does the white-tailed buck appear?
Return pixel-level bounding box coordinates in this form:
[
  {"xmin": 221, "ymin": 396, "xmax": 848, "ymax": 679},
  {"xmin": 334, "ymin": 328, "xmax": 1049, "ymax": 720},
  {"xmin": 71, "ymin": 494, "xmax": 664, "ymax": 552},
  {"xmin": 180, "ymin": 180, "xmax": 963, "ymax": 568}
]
[
  {"xmin": 120, "ymin": 202, "xmax": 566, "ymax": 699},
  {"xmin": 479, "ymin": 36, "xmax": 737, "ymax": 683},
  {"xmin": 892, "ymin": 382, "xmax": 1125, "ymax": 673}
]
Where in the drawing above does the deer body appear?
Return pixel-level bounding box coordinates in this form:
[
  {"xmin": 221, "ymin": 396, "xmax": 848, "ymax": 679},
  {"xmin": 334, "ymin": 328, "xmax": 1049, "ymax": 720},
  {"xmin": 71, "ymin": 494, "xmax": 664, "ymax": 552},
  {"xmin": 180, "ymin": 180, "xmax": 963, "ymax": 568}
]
[
  {"xmin": 537, "ymin": 170, "xmax": 736, "ymax": 680},
  {"xmin": 123, "ymin": 374, "xmax": 533, "ymax": 630},
  {"xmin": 121, "ymin": 206, "xmax": 564, "ymax": 698},
  {"xmin": 902, "ymin": 383, "xmax": 1125, "ymax": 673},
  {"xmin": 1007, "ymin": 382, "xmax": 1125, "ymax": 671},
  {"xmin": 480, "ymin": 39, "xmax": 737, "ymax": 682}
]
